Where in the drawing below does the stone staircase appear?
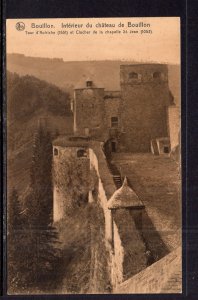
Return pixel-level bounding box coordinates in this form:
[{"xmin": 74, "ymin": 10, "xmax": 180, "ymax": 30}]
[
  {"xmin": 107, "ymin": 162, "xmax": 122, "ymax": 188},
  {"xmin": 112, "ymin": 175, "xmax": 122, "ymax": 188}
]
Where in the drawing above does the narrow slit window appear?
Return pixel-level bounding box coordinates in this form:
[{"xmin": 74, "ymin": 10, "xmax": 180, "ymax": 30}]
[{"xmin": 54, "ymin": 148, "xmax": 59, "ymax": 156}]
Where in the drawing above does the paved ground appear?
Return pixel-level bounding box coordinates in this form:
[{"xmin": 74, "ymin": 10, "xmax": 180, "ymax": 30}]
[
  {"xmin": 160, "ymin": 263, "xmax": 182, "ymax": 293},
  {"xmin": 111, "ymin": 153, "xmax": 181, "ymax": 251}
]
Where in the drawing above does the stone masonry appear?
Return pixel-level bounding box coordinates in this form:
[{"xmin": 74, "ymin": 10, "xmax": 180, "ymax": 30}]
[{"xmin": 72, "ymin": 64, "xmax": 175, "ymax": 153}]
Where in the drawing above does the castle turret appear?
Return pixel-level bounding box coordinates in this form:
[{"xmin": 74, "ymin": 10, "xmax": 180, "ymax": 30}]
[
  {"xmin": 52, "ymin": 136, "xmax": 90, "ymax": 221},
  {"xmin": 73, "ymin": 78, "xmax": 105, "ymax": 139},
  {"xmin": 108, "ymin": 177, "xmax": 147, "ymax": 284},
  {"xmin": 108, "ymin": 176, "xmax": 145, "ymax": 231},
  {"xmin": 108, "ymin": 177, "xmax": 144, "ymax": 210}
]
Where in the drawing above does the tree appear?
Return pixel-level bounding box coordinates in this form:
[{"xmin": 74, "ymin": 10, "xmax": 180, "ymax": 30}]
[
  {"xmin": 53, "ymin": 155, "xmax": 91, "ymax": 214},
  {"xmin": 28, "ymin": 124, "xmax": 53, "ymax": 226},
  {"xmin": 7, "ymin": 188, "xmax": 26, "ymax": 291},
  {"xmin": 20, "ymin": 124, "xmax": 62, "ymax": 291},
  {"xmin": 8, "ymin": 188, "xmax": 22, "ymax": 231}
]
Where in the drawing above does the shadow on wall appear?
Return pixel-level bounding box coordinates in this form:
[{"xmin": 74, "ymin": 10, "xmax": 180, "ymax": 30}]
[
  {"xmin": 126, "ymin": 178, "xmax": 170, "ymax": 263},
  {"xmin": 141, "ymin": 211, "xmax": 170, "ymax": 264}
]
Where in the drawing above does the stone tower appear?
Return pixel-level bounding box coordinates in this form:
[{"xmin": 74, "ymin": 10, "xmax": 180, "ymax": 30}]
[
  {"xmin": 73, "ymin": 78, "xmax": 105, "ymax": 139},
  {"xmin": 120, "ymin": 64, "xmax": 171, "ymax": 152},
  {"xmin": 52, "ymin": 137, "xmax": 90, "ymax": 222}
]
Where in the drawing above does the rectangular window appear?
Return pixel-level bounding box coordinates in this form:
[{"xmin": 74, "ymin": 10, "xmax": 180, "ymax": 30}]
[
  {"xmin": 54, "ymin": 148, "xmax": 59, "ymax": 156},
  {"xmin": 111, "ymin": 117, "xmax": 118, "ymax": 128},
  {"xmin": 86, "ymin": 81, "xmax": 92, "ymax": 87}
]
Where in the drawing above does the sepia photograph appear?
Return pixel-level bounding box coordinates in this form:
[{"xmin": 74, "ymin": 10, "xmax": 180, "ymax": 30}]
[{"xmin": 6, "ymin": 17, "xmax": 181, "ymax": 294}]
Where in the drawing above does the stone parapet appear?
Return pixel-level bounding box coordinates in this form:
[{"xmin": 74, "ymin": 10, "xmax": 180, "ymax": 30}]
[{"xmin": 115, "ymin": 246, "xmax": 182, "ymax": 294}]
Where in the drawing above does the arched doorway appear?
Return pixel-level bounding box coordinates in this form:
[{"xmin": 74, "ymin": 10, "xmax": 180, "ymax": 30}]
[{"xmin": 111, "ymin": 141, "xmax": 116, "ymax": 152}]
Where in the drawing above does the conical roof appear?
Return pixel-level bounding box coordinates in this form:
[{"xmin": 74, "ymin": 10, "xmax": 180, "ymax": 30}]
[{"xmin": 108, "ymin": 177, "xmax": 144, "ymax": 209}]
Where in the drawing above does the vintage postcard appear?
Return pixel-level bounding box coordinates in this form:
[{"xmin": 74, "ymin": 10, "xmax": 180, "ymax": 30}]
[{"xmin": 6, "ymin": 17, "xmax": 181, "ymax": 294}]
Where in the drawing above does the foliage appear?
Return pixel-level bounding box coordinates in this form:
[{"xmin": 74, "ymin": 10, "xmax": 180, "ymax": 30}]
[
  {"xmin": 53, "ymin": 154, "xmax": 99, "ymax": 212},
  {"xmin": 55, "ymin": 205, "xmax": 91, "ymax": 294},
  {"xmin": 16, "ymin": 225, "xmax": 61, "ymax": 290},
  {"xmin": 7, "ymin": 71, "xmax": 72, "ymax": 122},
  {"xmin": 8, "ymin": 125, "xmax": 62, "ymax": 293},
  {"xmin": 7, "ymin": 188, "xmax": 25, "ymax": 291},
  {"xmin": 23, "ymin": 124, "xmax": 61, "ymax": 290},
  {"xmin": 28, "ymin": 125, "xmax": 53, "ymax": 226},
  {"xmin": 8, "ymin": 224, "xmax": 61, "ymax": 292},
  {"xmin": 8, "ymin": 188, "xmax": 23, "ymax": 231},
  {"xmin": 53, "ymin": 155, "xmax": 91, "ymax": 212}
]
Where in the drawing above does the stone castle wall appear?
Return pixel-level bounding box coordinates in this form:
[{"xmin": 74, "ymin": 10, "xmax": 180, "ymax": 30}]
[
  {"xmin": 168, "ymin": 105, "xmax": 180, "ymax": 150},
  {"xmin": 115, "ymin": 246, "xmax": 182, "ymax": 294},
  {"xmin": 53, "ymin": 145, "xmax": 90, "ymax": 222},
  {"xmin": 88, "ymin": 142, "xmax": 147, "ymax": 288},
  {"xmin": 52, "ymin": 141, "xmax": 181, "ymax": 292},
  {"xmin": 104, "ymin": 96, "xmax": 121, "ymax": 131},
  {"xmin": 73, "ymin": 64, "xmax": 173, "ymax": 153},
  {"xmin": 89, "ymin": 146, "xmax": 115, "ymax": 243},
  {"xmin": 89, "ymin": 145, "xmax": 125, "ymax": 287}
]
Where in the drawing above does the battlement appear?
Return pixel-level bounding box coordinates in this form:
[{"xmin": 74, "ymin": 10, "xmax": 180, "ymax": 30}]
[{"xmin": 120, "ymin": 64, "xmax": 168, "ymax": 85}]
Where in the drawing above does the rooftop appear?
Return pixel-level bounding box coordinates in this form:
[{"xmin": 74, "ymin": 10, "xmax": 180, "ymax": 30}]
[
  {"xmin": 108, "ymin": 177, "xmax": 144, "ymax": 209},
  {"xmin": 120, "ymin": 63, "xmax": 168, "ymax": 67},
  {"xmin": 53, "ymin": 135, "xmax": 89, "ymax": 147}
]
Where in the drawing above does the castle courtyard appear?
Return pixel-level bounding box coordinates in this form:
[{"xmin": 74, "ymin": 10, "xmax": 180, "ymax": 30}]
[{"xmin": 111, "ymin": 152, "xmax": 181, "ymax": 252}]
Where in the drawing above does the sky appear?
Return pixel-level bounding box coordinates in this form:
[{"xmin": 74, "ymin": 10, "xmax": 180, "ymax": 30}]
[{"xmin": 6, "ymin": 17, "xmax": 180, "ymax": 64}]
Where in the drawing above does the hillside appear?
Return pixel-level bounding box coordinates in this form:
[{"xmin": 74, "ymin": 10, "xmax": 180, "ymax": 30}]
[
  {"xmin": 7, "ymin": 54, "xmax": 180, "ymax": 105},
  {"xmin": 7, "ymin": 72, "xmax": 73, "ymax": 196}
]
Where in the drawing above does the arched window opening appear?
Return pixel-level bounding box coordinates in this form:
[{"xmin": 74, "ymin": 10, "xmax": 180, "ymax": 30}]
[
  {"xmin": 129, "ymin": 72, "xmax": 138, "ymax": 79},
  {"xmin": 77, "ymin": 149, "xmax": 87, "ymax": 158},
  {"xmin": 153, "ymin": 71, "xmax": 162, "ymax": 79},
  {"xmin": 54, "ymin": 148, "xmax": 59, "ymax": 156}
]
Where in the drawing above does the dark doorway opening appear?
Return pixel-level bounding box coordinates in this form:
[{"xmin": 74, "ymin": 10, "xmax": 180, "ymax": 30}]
[
  {"xmin": 111, "ymin": 142, "xmax": 116, "ymax": 152},
  {"xmin": 164, "ymin": 146, "xmax": 169, "ymax": 154}
]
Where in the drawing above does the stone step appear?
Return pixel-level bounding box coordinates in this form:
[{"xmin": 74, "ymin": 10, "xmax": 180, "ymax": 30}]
[
  {"xmin": 114, "ymin": 178, "xmax": 122, "ymax": 182},
  {"xmin": 113, "ymin": 178, "xmax": 122, "ymax": 188}
]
